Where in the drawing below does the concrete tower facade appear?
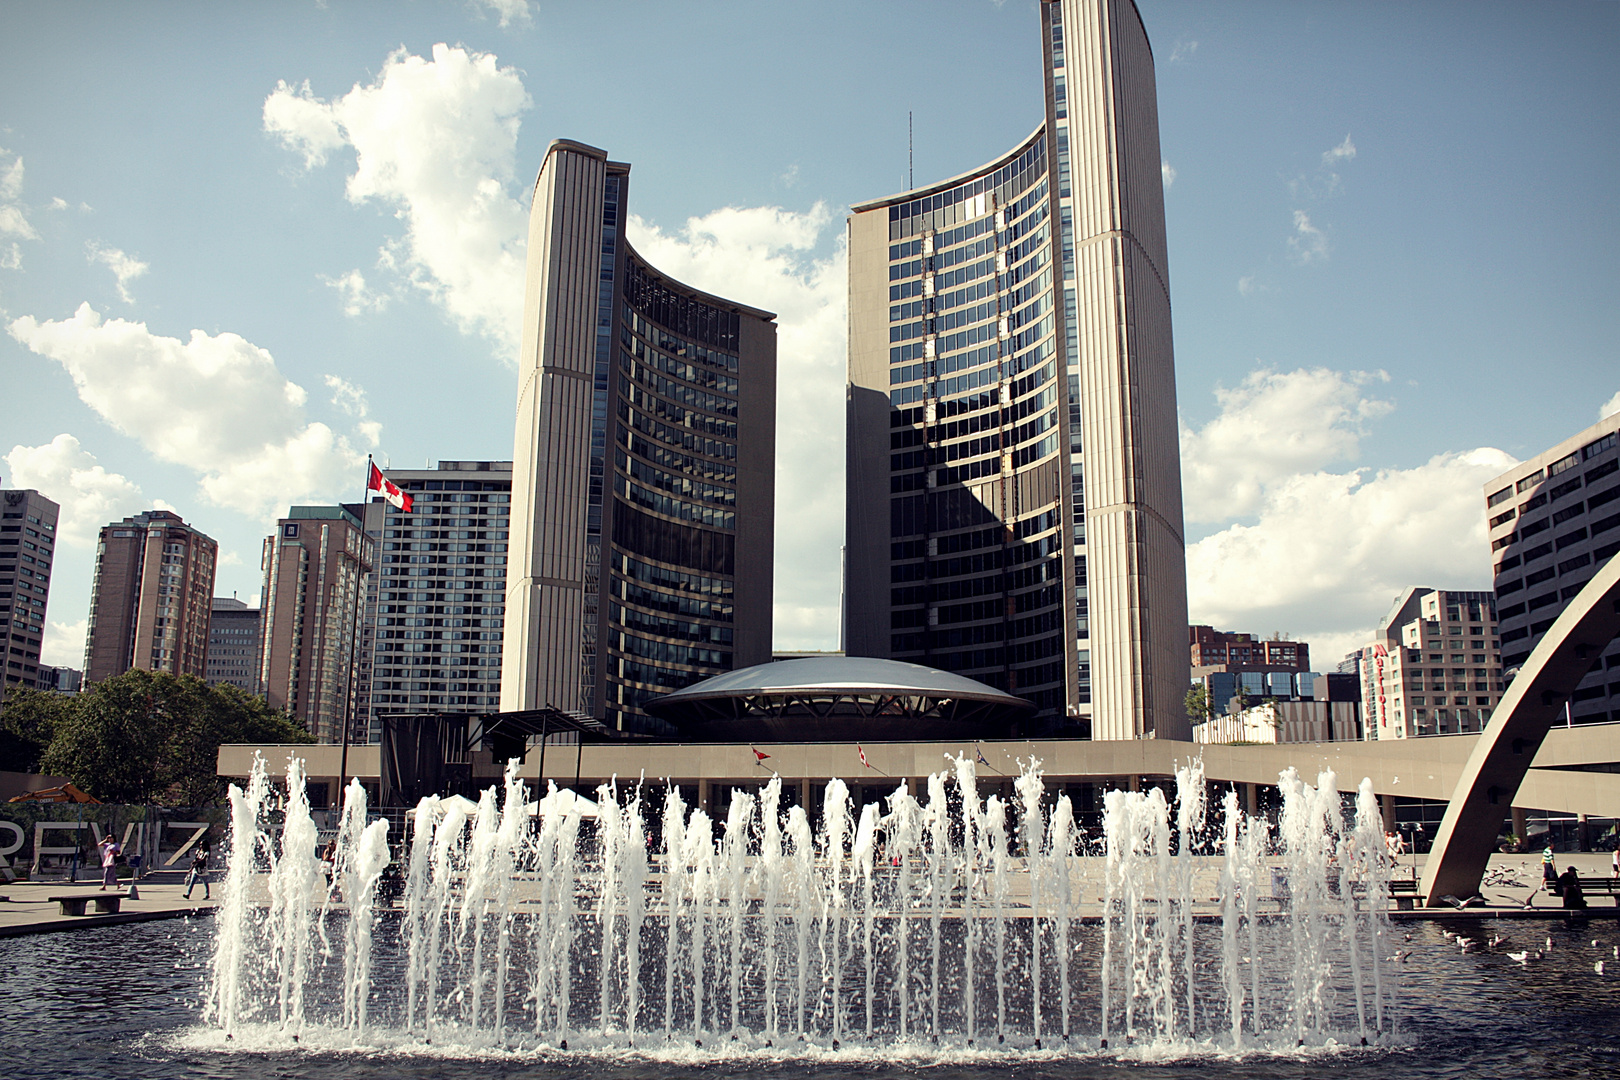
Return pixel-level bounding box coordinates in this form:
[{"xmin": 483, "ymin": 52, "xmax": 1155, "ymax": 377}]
[
  {"xmin": 0, "ymin": 487, "xmax": 60, "ymax": 702},
  {"xmin": 504, "ymin": 140, "xmax": 776, "ymax": 734},
  {"xmin": 845, "ymin": 0, "xmax": 1189, "ymax": 739}
]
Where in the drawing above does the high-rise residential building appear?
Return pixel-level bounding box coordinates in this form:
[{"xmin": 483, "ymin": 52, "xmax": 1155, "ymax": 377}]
[
  {"xmin": 1485, "ymin": 412, "xmax": 1620, "ymax": 723},
  {"xmin": 1357, "ymin": 588, "xmax": 1503, "ymax": 739},
  {"xmin": 0, "ymin": 487, "xmax": 60, "ymax": 702},
  {"xmin": 35, "ymin": 664, "xmax": 83, "ymax": 693},
  {"xmin": 205, "ymin": 597, "xmax": 261, "ymax": 694},
  {"xmin": 1189, "ymin": 626, "xmax": 1310, "ymax": 674},
  {"xmin": 364, "ymin": 461, "xmax": 512, "ymax": 741},
  {"xmin": 84, "ymin": 510, "xmax": 217, "ymax": 684},
  {"xmin": 844, "ymin": 0, "xmax": 1189, "ymax": 739},
  {"xmin": 258, "ymin": 506, "xmax": 373, "ymax": 743},
  {"xmin": 504, "ymin": 140, "xmax": 777, "ymax": 735}
]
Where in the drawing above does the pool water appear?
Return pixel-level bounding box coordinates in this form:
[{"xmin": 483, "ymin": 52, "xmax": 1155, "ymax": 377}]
[{"xmin": 5, "ymin": 915, "xmax": 1619, "ymax": 1080}]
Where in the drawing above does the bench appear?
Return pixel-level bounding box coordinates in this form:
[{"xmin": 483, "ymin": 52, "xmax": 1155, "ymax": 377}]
[
  {"xmin": 1543, "ymin": 876, "xmax": 1620, "ymax": 907},
  {"xmin": 1388, "ymin": 879, "xmax": 1420, "ymax": 910},
  {"xmin": 48, "ymin": 893, "xmax": 127, "ymax": 916}
]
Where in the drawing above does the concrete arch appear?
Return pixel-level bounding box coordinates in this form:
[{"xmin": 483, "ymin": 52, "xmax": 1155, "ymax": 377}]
[{"xmin": 1421, "ymin": 553, "xmax": 1620, "ymax": 905}]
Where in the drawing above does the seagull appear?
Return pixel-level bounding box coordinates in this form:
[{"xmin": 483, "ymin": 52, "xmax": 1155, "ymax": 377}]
[
  {"xmin": 1442, "ymin": 929, "xmax": 1458, "ymax": 941},
  {"xmin": 1507, "ymin": 951, "xmax": 1530, "ymax": 963},
  {"xmin": 1442, "ymin": 893, "xmax": 1483, "ymax": 909},
  {"xmin": 1403, "ymin": 932, "xmax": 1413, "ymax": 942},
  {"xmin": 1388, "ymin": 950, "xmax": 1413, "ymax": 963},
  {"xmin": 1597, "ymin": 962, "xmax": 1607, "ymax": 976},
  {"xmin": 1547, "ymin": 936, "xmax": 1555, "ymax": 951},
  {"xmin": 1489, "ymin": 934, "xmax": 1508, "ymax": 949},
  {"xmin": 1458, "ymin": 938, "xmax": 1479, "ymax": 953},
  {"xmin": 1593, "ymin": 940, "xmax": 1601, "ymax": 948}
]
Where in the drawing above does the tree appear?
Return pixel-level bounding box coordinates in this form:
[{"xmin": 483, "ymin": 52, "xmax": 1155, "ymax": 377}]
[
  {"xmin": 1185, "ymin": 684, "xmax": 1211, "ymax": 728},
  {"xmin": 0, "ymin": 686, "xmax": 78, "ymax": 773},
  {"xmin": 33, "ymin": 670, "xmax": 313, "ymax": 805}
]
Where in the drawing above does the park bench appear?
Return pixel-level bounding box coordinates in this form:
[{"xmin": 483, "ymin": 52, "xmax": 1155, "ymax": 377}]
[
  {"xmin": 1388, "ymin": 879, "xmax": 1420, "ymax": 910},
  {"xmin": 1543, "ymin": 876, "xmax": 1620, "ymax": 907},
  {"xmin": 48, "ymin": 892, "xmax": 128, "ymax": 916}
]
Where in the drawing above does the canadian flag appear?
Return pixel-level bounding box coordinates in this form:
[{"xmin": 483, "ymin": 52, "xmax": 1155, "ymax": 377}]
[
  {"xmin": 367, "ymin": 462, "xmax": 413, "ymax": 512},
  {"xmin": 858, "ymin": 744, "xmax": 870, "ymax": 769},
  {"xmin": 752, "ymin": 747, "xmax": 771, "ymax": 763}
]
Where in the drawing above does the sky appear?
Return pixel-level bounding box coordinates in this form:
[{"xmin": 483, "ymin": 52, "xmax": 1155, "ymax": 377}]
[{"xmin": 2, "ymin": 0, "xmax": 1617, "ymax": 674}]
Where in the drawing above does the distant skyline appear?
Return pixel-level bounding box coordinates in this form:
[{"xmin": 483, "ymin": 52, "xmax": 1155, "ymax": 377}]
[{"xmin": 2, "ymin": 0, "xmax": 1617, "ymax": 671}]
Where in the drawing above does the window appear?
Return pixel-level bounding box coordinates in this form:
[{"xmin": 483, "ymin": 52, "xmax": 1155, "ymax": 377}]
[
  {"xmin": 1517, "ymin": 470, "xmax": 1544, "ymax": 492},
  {"xmin": 1548, "ymin": 452, "xmax": 1580, "ymax": 477},
  {"xmin": 282, "ymin": 524, "xmax": 300, "ymax": 539},
  {"xmin": 1583, "ymin": 432, "xmax": 1617, "ymax": 460},
  {"xmin": 1487, "ymin": 486, "xmax": 1513, "ymax": 508},
  {"xmin": 1489, "ymin": 509, "xmax": 1516, "ymax": 528}
]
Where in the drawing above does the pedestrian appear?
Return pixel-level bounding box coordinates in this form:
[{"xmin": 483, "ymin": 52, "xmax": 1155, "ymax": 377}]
[
  {"xmin": 97, "ymin": 834, "xmax": 121, "ymax": 891},
  {"xmin": 1611, "ymin": 846, "xmax": 1618, "ymax": 879},
  {"xmin": 1542, "ymin": 842, "xmax": 1558, "ymax": 894},
  {"xmin": 183, "ymin": 844, "xmax": 211, "ymax": 901},
  {"xmin": 1559, "ymin": 865, "xmax": 1587, "ymax": 910}
]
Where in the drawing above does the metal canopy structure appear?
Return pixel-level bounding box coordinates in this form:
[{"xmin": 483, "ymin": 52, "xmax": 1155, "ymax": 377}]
[
  {"xmin": 378, "ymin": 707, "xmax": 619, "ymax": 807},
  {"xmin": 645, "ymin": 657, "xmax": 1036, "ymax": 742}
]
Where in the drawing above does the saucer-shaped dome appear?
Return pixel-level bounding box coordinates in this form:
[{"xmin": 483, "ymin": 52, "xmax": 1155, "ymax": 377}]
[{"xmin": 643, "ymin": 656, "xmax": 1034, "ymax": 742}]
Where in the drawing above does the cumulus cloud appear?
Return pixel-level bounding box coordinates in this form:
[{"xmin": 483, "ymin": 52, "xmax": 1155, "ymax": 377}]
[
  {"xmin": 1180, "ymin": 367, "xmax": 1393, "ymax": 523},
  {"xmin": 263, "ymin": 45, "xmax": 531, "ymax": 356},
  {"xmin": 85, "ymin": 242, "xmax": 149, "ymax": 303},
  {"xmin": 0, "ymin": 146, "xmax": 39, "ymax": 270},
  {"xmin": 1288, "ymin": 209, "xmax": 1329, "ymax": 263},
  {"xmin": 629, "ymin": 205, "xmax": 848, "ymax": 648},
  {"xmin": 8, "ymin": 303, "xmax": 372, "ymax": 520},
  {"xmin": 1180, "ymin": 363, "xmax": 1517, "ymax": 664},
  {"xmin": 3, "ymin": 433, "xmax": 154, "ymax": 548},
  {"xmin": 322, "ymin": 268, "xmax": 390, "ymax": 316},
  {"xmin": 470, "ymin": 0, "xmax": 532, "ymax": 28},
  {"xmin": 1161, "ymin": 161, "xmax": 1176, "ymax": 189},
  {"xmin": 1600, "ymin": 390, "xmax": 1620, "ymax": 421},
  {"xmin": 1322, "ymin": 134, "xmax": 1357, "ymax": 166},
  {"xmin": 42, "ymin": 619, "xmax": 88, "ymax": 669},
  {"xmin": 1186, "ymin": 448, "xmax": 1517, "ymax": 662},
  {"xmin": 1237, "ymin": 275, "xmax": 1257, "ymax": 297}
]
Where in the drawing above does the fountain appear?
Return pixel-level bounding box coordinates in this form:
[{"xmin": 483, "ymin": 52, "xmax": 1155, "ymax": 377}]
[{"xmin": 205, "ymin": 750, "xmax": 1399, "ymax": 1057}]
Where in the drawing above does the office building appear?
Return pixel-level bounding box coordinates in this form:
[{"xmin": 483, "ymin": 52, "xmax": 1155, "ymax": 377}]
[
  {"xmin": 1485, "ymin": 414, "xmax": 1620, "ymax": 723},
  {"xmin": 35, "ymin": 664, "xmax": 82, "ymax": 693},
  {"xmin": 365, "ymin": 461, "xmax": 512, "ymax": 741},
  {"xmin": 0, "ymin": 487, "xmax": 60, "ymax": 702},
  {"xmin": 205, "ymin": 598, "xmax": 261, "ymax": 694},
  {"xmin": 84, "ymin": 509, "xmax": 217, "ymax": 684},
  {"xmin": 258, "ymin": 506, "xmax": 373, "ymax": 743},
  {"xmin": 1189, "ymin": 626, "xmax": 1309, "ymax": 675},
  {"xmin": 1358, "ymin": 588, "xmax": 1503, "ymax": 739},
  {"xmin": 845, "ymin": 0, "xmax": 1189, "ymax": 739},
  {"xmin": 504, "ymin": 140, "xmax": 777, "ymax": 735}
]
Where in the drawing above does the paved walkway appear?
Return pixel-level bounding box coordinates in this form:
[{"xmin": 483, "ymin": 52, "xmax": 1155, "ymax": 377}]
[{"xmin": 0, "ymin": 880, "xmax": 218, "ymax": 937}]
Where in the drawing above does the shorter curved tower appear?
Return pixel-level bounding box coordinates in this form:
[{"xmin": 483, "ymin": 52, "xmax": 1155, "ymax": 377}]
[{"xmin": 504, "ymin": 141, "xmax": 777, "ymax": 734}]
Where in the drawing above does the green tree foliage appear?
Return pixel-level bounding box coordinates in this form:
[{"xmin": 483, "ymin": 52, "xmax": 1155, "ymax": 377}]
[
  {"xmin": 0, "ymin": 686, "xmax": 78, "ymax": 772},
  {"xmin": 1, "ymin": 670, "xmax": 311, "ymax": 805},
  {"xmin": 1184, "ymin": 683, "xmax": 1211, "ymax": 728}
]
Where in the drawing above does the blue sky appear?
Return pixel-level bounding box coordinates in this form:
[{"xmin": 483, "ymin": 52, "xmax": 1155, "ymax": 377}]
[{"xmin": 2, "ymin": 0, "xmax": 1617, "ymax": 671}]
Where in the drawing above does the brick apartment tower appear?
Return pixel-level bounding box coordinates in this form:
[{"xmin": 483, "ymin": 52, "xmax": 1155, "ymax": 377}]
[{"xmin": 84, "ymin": 510, "xmax": 217, "ymax": 683}]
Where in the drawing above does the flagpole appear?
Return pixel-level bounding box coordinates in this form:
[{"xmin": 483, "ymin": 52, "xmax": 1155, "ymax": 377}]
[{"xmin": 338, "ymin": 453, "xmax": 373, "ymax": 804}]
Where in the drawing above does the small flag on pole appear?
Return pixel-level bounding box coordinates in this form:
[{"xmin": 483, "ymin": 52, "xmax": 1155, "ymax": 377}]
[
  {"xmin": 752, "ymin": 747, "xmax": 771, "ymax": 764},
  {"xmin": 858, "ymin": 744, "xmax": 870, "ymax": 769},
  {"xmin": 976, "ymin": 745, "xmax": 990, "ymax": 767},
  {"xmin": 367, "ymin": 461, "xmax": 414, "ymax": 513}
]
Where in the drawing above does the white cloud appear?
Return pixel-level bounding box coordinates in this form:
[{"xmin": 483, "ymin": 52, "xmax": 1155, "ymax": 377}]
[
  {"xmin": 628, "ymin": 205, "xmax": 848, "ymax": 649},
  {"xmin": 85, "ymin": 242, "xmax": 149, "ymax": 303},
  {"xmin": 1322, "ymin": 134, "xmax": 1357, "ymax": 166},
  {"xmin": 1169, "ymin": 39, "xmax": 1198, "ymax": 63},
  {"xmin": 8, "ymin": 303, "xmax": 372, "ymax": 521},
  {"xmin": 1180, "ymin": 367, "xmax": 1393, "ymax": 523},
  {"xmin": 1600, "ymin": 389, "xmax": 1620, "ymax": 421},
  {"xmin": 42, "ymin": 619, "xmax": 87, "ymax": 669},
  {"xmin": 1288, "ymin": 209, "xmax": 1329, "ymax": 263},
  {"xmin": 3, "ymin": 434, "xmax": 155, "ymax": 548},
  {"xmin": 1161, "ymin": 161, "xmax": 1176, "ymax": 189},
  {"xmin": 1237, "ymin": 275, "xmax": 1257, "ymax": 297},
  {"xmin": 322, "ymin": 268, "xmax": 389, "ymax": 315},
  {"xmin": 49, "ymin": 196, "xmax": 68, "ymax": 211},
  {"xmin": 0, "ymin": 146, "xmax": 39, "ymax": 270},
  {"xmin": 1186, "ymin": 447, "xmax": 1517, "ymax": 657},
  {"xmin": 1180, "ymin": 363, "xmax": 1517, "ymax": 663},
  {"xmin": 470, "ymin": 0, "xmax": 532, "ymax": 29},
  {"xmin": 264, "ymin": 44, "xmax": 532, "ymax": 357},
  {"xmin": 779, "ymin": 163, "xmax": 801, "ymax": 189}
]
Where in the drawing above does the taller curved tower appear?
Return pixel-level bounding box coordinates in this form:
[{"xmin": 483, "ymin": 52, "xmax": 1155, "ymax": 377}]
[
  {"xmin": 845, "ymin": 0, "xmax": 1189, "ymax": 739},
  {"xmin": 504, "ymin": 140, "xmax": 777, "ymax": 734}
]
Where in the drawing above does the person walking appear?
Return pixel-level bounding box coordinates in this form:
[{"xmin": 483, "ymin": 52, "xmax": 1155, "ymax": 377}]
[
  {"xmin": 183, "ymin": 845, "xmax": 211, "ymax": 901},
  {"xmin": 97, "ymin": 834, "xmax": 121, "ymax": 891},
  {"xmin": 1542, "ymin": 843, "xmax": 1558, "ymax": 893},
  {"xmin": 1611, "ymin": 845, "xmax": 1618, "ymax": 879}
]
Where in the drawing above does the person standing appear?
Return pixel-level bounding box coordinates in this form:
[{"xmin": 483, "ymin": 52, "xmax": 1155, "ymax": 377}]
[
  {"xmin": 97, "ymin": 834, "xmax": 121, "ymax": 891},
  {"xmin": 1611, "ymin": 845, "xmax": 1618, "ymax": 879},
  {"xmin": 183, "ymin": 845, "xmax": 211, "ymax": 901},
  {"xmin": 1542, "ymin": 843, "xmax": 1558, "ymax": 891}
]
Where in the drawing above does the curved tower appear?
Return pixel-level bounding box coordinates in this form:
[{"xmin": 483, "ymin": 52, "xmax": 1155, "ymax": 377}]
[
  {"xmin": 845, "ymin": 0, "xmax": 1189, "ymax": 739},
  {"xmin": 505, "ymin": 140, "xmax": 777, "ymax": 734}
]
